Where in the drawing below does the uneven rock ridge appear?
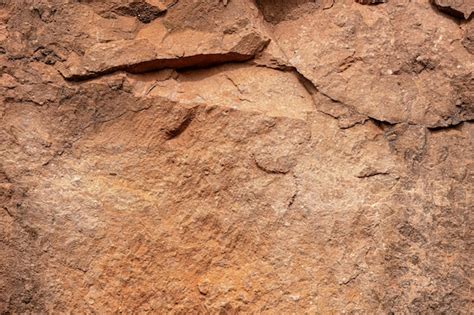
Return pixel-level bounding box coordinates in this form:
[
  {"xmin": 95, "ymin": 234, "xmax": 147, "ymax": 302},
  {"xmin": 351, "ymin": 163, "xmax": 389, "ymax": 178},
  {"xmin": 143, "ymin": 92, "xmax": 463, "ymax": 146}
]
[{"xmin": 1, "ymin": 0, "xmax": 472, "ymax": 313}]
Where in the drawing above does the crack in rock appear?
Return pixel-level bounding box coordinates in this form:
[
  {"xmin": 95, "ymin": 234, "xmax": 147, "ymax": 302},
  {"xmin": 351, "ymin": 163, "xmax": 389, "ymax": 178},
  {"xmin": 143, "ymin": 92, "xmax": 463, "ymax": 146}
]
[{"xmin": 59, "ymin": 32, "xmax": 270, "ymax": 81}]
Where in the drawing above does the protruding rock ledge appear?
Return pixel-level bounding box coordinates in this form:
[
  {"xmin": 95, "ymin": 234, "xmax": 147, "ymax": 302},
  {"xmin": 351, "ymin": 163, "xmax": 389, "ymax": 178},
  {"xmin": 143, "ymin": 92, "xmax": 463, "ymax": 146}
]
[
  {"xmin": 126, "ymin": 64, "xmax": 314, "ymax": 120},
  {"xmin": 431, "ymin": 0, "xmax": 473, "ymax": 19},
  {"xmin": 59, "ymin": 29, "xmax": 269, "ymax": 81}
]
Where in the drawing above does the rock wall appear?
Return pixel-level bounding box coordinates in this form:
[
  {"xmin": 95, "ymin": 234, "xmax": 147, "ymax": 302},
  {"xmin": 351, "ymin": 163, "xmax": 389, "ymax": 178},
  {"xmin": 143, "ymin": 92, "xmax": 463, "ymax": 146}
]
[{"xmin": 0, "ymin": 0, "xmax": 472, "ymax": 313}]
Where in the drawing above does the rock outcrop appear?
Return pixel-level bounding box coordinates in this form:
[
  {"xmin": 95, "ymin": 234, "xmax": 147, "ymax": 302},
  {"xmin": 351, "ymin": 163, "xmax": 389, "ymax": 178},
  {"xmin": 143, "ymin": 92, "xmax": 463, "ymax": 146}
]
[{"xmin": 1, "ymin": 0, "xmax": 472, "ymax": 313}]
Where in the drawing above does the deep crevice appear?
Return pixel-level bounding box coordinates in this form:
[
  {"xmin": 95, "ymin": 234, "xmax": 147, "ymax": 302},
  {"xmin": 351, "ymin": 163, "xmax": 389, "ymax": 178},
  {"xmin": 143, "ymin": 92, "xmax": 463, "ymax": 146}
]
[
  {"xmin": 429, "ymin": 1, "xmax": 473, "ymax": 21},
  {"xmin": 367, "ymin": 117, "xmax": 398, "ymax": 130},
  {"xmin": 427, "ymin": 120, "xmax": 473, "ymax": 132},
  {"xmin": 64, "ymin": 52, "xmax": 261, "ymax": 81}
]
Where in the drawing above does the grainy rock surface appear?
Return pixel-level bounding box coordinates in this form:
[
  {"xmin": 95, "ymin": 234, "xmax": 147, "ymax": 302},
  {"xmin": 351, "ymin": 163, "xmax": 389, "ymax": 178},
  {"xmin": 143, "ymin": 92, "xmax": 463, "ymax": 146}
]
[{"xmin": 0, "ymin": 0, "xmax": 472, "ymax": 313}]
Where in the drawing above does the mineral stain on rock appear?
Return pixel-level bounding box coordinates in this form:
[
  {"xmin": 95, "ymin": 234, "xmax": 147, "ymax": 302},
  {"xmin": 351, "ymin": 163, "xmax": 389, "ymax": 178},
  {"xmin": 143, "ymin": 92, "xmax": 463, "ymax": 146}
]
[
  {"xmin": 114, "ymin": 1, "xmax": 166, "ymax": 23},
  {"xmin": 0, "ymin": 0, "xmax": 472, "ymax": 313}
]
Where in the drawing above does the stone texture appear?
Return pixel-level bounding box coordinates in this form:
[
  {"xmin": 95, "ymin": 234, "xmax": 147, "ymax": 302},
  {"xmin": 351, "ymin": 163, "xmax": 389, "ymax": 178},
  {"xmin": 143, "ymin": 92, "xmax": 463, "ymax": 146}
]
[
  {"xmin": 126, "ymin": 64, "xmax": 314, "ymax": 119},
  {"xmin": 60, "ymin": 27, "xmax": 269, "ymax": 80},
  {"xmin": 432, "ymin": 0, "xmax": 474, "ymax": 19},
  {"xmin": 1, "ymin": 0, "xmax": 473, "ymax": 313},
  {"xmin": 270, "ymin": 0, "xmax": 474, "ymax": 128}
]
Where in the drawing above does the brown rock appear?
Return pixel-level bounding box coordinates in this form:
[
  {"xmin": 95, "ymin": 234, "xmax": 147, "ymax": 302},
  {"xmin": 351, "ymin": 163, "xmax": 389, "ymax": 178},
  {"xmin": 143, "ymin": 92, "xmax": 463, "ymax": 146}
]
[
  {"xmin": 272, "ymin": 0, "xmax": 474, "ymax": 128},
  {"xmin": 462, "ymin": 22, "xmax": 474, "ymax": 54},
  {"xmin": 128, "ymin": 64, "xmax": 314, "ymax": 119},
  {"xmin": 113, "ymin": 1, "xmax": 167, "ymax": 23},
  {"xmin": 431, "ymin": 0, "xmax": 474, "ymax": 19},
  {"xmin": 60, "ymin": 27, "xmax": 269, "ymax": 80},
  {"xmin": 0, "ymin": 0, "xmax": 472, "ymax": 313}
]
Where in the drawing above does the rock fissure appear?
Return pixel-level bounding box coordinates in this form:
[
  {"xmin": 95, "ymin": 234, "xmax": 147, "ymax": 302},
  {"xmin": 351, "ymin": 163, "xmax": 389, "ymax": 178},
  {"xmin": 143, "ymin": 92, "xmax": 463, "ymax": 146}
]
[
  {"xmin": 61, "ymin": 52, "xmax": 261, "ymax": 81},
  {"xmin": 287, "ymin": 173, "xmax": 299, "ymax": 210}
]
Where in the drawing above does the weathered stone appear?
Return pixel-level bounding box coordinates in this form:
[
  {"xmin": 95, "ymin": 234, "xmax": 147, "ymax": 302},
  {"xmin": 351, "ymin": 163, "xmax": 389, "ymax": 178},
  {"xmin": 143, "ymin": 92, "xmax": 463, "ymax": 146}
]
[
  {"xmin": 113, "ymin": 0, "xmax": 166, "ymax": 23},
  {"xmin": 272, "ymin": 0, "xmax": 474, "ymax": 128},
  {"xmin": 126, "ymin": 64, "xmax": 314, "ymax": 119},
  {"xmin": 60, "ymin": 27, "xmax": 269, "ymax": 80},
  {"xmin": 462, "ymin": 22, "xmax": 474, "ymax": 54},
  {"xmin": 0, "ymin": 0, "xmax": 472, "ymax": 313},
  {"xmin": 431, "ymin": 0, "xmax": 473, "ymax": 19}
]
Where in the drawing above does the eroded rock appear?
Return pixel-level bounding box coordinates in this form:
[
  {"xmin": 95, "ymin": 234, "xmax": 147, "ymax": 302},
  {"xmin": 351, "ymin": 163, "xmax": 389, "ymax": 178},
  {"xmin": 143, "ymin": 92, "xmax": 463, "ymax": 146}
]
[
  {"xmin": 431, "ymin": 0, "xmax": 473, "ymax": 19},
  {"xmin": 126, "ymin": 64, "xmax": 314, "ymax": 119},
  {"xmin": 60, "ymin": 27, "xmax": 269, "ymax": 80},
  {"xmin": 1, "ymin": 0, "xmax": 472, "ymax": 313},
  {"xmin": 113, "ymin": 0, "xmax": 167, "ymax": 23},
  {"xmin": 462, "ymin": 22, "xmax": 474, "ymax": 53},
  {"xmin": 273, "ymin": 0, "xmax": 474, "ymax": 128}
]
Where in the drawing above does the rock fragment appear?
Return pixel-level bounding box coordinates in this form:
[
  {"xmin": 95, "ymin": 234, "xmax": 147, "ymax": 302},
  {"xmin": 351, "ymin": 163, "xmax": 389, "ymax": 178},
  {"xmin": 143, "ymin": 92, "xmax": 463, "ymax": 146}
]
[{"xmin": 431, "ymin": 0, "xmax": 473, "ymax": 19}]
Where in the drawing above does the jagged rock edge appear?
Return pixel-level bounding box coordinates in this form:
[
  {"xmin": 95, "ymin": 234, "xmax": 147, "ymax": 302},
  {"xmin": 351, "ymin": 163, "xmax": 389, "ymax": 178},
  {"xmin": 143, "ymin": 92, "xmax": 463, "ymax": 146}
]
[{"xmin": 61, "ymin": 51, "xmax": 267, "ymax": 81}]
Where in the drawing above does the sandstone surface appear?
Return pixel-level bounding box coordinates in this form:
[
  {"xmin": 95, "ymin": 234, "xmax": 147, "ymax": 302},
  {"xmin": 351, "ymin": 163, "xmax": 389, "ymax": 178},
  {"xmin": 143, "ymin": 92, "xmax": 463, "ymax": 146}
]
[{"xmin": 1, "ymin": 0, "xmax": 473, "ymax": 313}]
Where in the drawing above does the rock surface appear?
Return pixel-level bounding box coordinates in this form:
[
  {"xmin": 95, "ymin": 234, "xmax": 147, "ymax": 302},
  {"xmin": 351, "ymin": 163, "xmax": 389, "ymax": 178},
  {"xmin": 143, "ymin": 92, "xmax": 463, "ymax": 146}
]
[
  {"xmin": 432, "ymin": 0, "xmax": 474, "ymax": 19},
  {"xmin": 60, "ymin": 27, "xmax": 269, "ymax": 80},
  {"xmin": 0, "ymin": 0, "xmax": 472, "ymax": 313}
]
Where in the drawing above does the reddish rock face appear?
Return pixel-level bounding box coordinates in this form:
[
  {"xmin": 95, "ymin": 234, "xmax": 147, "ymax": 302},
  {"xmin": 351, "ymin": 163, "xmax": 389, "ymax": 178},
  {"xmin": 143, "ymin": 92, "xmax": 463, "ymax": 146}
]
[{"xmin": 0, "ymin": 0, "xmax": 472, "ymax": 313}]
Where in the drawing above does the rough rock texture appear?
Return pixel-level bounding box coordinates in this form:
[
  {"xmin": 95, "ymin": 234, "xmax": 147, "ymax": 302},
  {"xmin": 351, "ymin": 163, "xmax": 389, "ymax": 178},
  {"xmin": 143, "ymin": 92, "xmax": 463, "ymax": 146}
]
[
  {"xmin": 0, "ymin": 0, "xmax": 473, "ymax": 313},
  {"xmin": 431, "ymin": 0, "xmax": 473, "ymax": 19}
]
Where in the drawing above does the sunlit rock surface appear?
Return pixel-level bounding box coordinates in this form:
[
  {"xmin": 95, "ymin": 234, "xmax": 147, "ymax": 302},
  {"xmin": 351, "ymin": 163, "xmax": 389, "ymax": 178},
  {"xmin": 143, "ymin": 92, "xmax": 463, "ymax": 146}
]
[{"xmin": 1, "ymin": 0, "xmax": 472, "ymax": 313}]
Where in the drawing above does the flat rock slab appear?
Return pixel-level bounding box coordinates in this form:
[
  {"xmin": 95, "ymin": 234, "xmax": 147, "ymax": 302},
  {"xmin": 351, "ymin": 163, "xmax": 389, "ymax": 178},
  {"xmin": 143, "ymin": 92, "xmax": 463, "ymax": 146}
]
[
  {"xmin": 127, "ymin": 64, "xmax": 314, "ymax": 119},
  {"xmin": 273, "ymin": 1, "xmax": 474, "ymax": 128}
]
